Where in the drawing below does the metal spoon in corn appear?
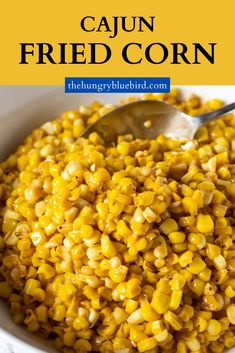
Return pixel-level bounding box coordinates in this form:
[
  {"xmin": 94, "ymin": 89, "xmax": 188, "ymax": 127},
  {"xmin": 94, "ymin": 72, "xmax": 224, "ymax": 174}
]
[{"xmin": 81, "ymin": 100, "xmax": 235, "ymax": 143}]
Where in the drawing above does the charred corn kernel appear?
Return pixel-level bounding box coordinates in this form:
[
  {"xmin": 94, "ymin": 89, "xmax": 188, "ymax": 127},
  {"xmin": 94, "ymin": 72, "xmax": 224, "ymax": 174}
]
[
  {"xmin": 73, "ymin": 316, "xmax": 89, "ymax": 330},
  {"xmin": 203, "ymin": 295, "xmax": 219, "ymax": 311},
  {"xmin": 179, "ymin": 250, "xmax": 193, "ymax": 267},
  {"xmin": 226, "ymin": 304, "xmax": 235, "ymax": 324},
  {"xmin": 151, "ymin": 290, "xmax": 170, "ymax": 314},
  {"xmin": 160, "ymin": 218, "xmax": 178, "ymax": 235},
  {"xmin": 137, "ymin": 337, "xmax": 157, "ymax": 352},
  {"xmin": 189, "ymin": 257, "xmax": 206, "ymax": 274},
  {"xmin": 196, "ymin": 214, "xmax": 214, "ymax": 233}
]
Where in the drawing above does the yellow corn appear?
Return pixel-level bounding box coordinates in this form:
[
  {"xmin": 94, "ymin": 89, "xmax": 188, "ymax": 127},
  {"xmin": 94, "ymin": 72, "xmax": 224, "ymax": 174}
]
[
  {"xmin": 58, "ymin": 283, "xmax": 77, "ymax": 302},
  {"xmin": 73, "ymin": 316, "xmax": 89, "ymax": 331},
  {"xmin": 164, "ymin": 310, "xmax": 182, "ymax": 331},
  {"xmin": 24, "ymin": 279, "xmax": 41, "ymax": 295},
  {"xmin": 130, "ymin": 327, "xmax": 147, "ymax": 343},
  {"xmin": 160, "ymin": 218, "xmax": 178, "ymax": 235},
  {"xmin": 53, "ymin": 304, "xmax": 66, "ymax": 321},
  {"xmin": 189, "ymin": 257, "xmax": 206, "ymax": 274},
  {"xmin": 151, "ymin": 290, "xmax": 170, "ymax": 314},
  {"xmin": 101, "ymin": 234, "xmax": 117, "ymax": 258},
  {"xmin": 191, "ymin": 278, "xmax": 205, "ymax": 296},
  {"xmin": 168, "ymin": 231, "xmax": 186, "ymax": 244},
  {"xmin": 140, "ymin": 301, "xmax": 160, "ymax": 321},
  {"xmin": 196, "ymin": 214, "xmax": 214, "ymax": 233},
  {"xmin": 0, "ymin": 94, "xmax": 234, "ymax": 353},
  {"xmin": 226, "ymin": 304, "xmax": 235, "ymax": 324},
  {"xmin": 207, "ymin": 319, "xmax": 222, "ymax": 336},
  {"xmin": 37, "ymin": 263, "xmax": 55, "ymax": 280},
  {"xmin": 170, "ymin": 290, "xmax": 183, "ymax": 310},
  {"xmin": 179, "ymin": 250, "xmax": 193, "ymax": 267},
  {"xmin": 137, "ymin": 337, "xmax": 157, "ymax": 352},
  {"xmin": 182, "ymin": 197, "xmax": 198, "ymax": 215}
]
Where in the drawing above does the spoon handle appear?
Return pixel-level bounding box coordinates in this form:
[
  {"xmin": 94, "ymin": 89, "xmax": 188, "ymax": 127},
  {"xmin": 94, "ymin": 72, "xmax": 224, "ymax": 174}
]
[{"xmin": 197, "ymin": 102, "xmax": 235, "ymax": 123}]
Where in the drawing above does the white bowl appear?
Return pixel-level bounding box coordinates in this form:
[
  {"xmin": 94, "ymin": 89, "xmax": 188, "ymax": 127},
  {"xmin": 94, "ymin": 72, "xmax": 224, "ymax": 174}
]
[{"xmin": 0, "ymin": 86, "xmax": 234, "ymax": 353}]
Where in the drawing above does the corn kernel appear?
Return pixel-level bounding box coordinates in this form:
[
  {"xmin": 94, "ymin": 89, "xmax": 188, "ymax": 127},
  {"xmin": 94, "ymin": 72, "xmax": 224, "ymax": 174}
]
[
  {"xmin": 73, "ymin": 316, "xmax": 89, "ymax": 331},
  {"xmin": 196, "ymin": 214, "xmax": 214, "ymax": 233},
  {"xmin": 160, "ymin": 218, "xmax": 178, "ymax": 235},
  {"xmin": 151, "ymin": 290, "xmax": 170, "ymax": 314},
  {"xmin": 137, "ymin": 337, "xmax": 157, "ymax": 352},
  {"xmin": 226, "ymin": 304, "xmax": 235, "ymax": 324},
  {"xmin": 189, "ymin": 257, "xmax": 206, "ymax": 274}
]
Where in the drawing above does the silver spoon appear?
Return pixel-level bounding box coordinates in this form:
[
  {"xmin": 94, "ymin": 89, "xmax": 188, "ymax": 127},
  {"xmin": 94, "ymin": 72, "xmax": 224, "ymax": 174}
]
[{"xmin": 81, "ymin": 100, "xmax": 235, "ymax": 143}]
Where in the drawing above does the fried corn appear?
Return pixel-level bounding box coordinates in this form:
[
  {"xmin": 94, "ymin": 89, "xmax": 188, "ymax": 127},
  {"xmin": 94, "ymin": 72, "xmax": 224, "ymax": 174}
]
[{"xmin": 0, "ymin": 91, "xmax": 234, "ymax": 353}]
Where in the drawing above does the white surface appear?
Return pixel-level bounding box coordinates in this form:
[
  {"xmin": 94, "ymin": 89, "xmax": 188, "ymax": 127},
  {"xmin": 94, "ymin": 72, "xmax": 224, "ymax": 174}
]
[
  {"xmin": 0, "ymin": 86, "xmax": 234, "ymax": 353},
  {"xmin": 0, "ymin": 341, "xmax": 13, "ymax": 353},
  {"xmin": 0, "ymin": 340, "xmax": 21, "ymax": 353}
]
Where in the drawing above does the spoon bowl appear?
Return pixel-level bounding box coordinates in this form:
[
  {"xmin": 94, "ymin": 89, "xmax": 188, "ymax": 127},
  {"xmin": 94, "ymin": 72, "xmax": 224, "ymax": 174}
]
[{"xmin": 81, "ymin": 100, "xmax": 235, "ymax": 143}]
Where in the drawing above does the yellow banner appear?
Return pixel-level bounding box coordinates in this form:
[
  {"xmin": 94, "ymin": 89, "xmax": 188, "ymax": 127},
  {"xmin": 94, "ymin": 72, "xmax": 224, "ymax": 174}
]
[{"xmin": 0, "ymin": 0, "xmax": 234, "ymax": 85}]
